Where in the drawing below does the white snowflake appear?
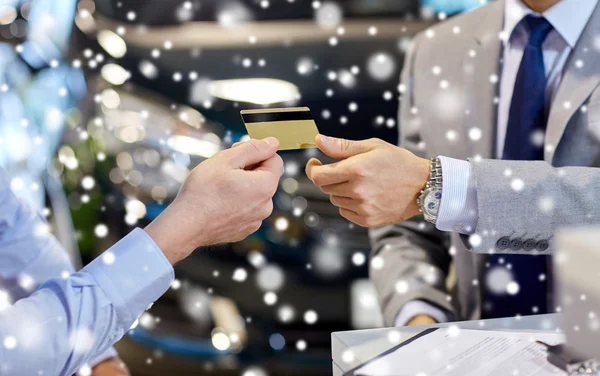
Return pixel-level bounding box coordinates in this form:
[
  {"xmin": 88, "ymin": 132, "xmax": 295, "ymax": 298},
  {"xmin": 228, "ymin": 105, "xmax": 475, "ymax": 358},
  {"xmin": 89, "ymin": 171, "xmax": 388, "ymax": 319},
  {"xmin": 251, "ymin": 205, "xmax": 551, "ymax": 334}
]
[
  {"xmin": 506, "ymin": 281, "xmax": 520, "ymax": 295},
  {"xmin": 538, "ymin": 196, "xmax": 554, "ymax": 213},
  {"xmin": 315, "ymin": 2, "xmax": 342, "ymax": 29},
  {"xmin": 102, "ymin": 251, "xmax": 115, "ymax": 265},
  {"xmin": 296, "ymin": 339, "xmax": 307, "ymax": 351},
  {"xmin": 469, "ymin": 127, "xmax": 482, "ymax": 141},
  {"xmin": 367, "ymin": 52, "xmax": 396, "ymax": 81},
  {"xmin": 296, "ymin": 58, "xmax": 314, "ymax": 75},
  {"xmin": 274, "ymin": 217, "xmax": 289, "ymax": 231},
  {"xmin": 277, "ymin": 305, "xmax": 295, "ymax": 323},
  {"xmin": 395, "ymin": 280, "xmax": 409, "ymax": 294},
  {"xmin": 445, "ymin": 130, "xmax": 458, "ymax": 142},
  {"xmin": 263, "ymin": 292, "xmax": 277, "ymax": 305},
  {"xmin": 371, "ymin": 256, "xmax": 384, "ymax": 270},
  {"xmin": 232, "ymin": 268, "xmax": 248, "ymax": 282},
  {"xmin": 446, "ymin": 325, "xmax": 460, "ymax": 338},
  {"xmin": 257, "ymin": 264, "xmax": 285, "ymax": 291},
  {"xmin": 352, "ymin": 252, "xmax": 366, "ymax": 266},
  {"xmin": 304, "ymin": 310, "xmax": 318, "ymax": 324},
  {"xmin": 510, "ymin": 178, "xmax": 525, "ymax": 192},
  {"xmin": 94, "ymin": 224, "xmax": 108, "ymax": 238},
  {"xmin": 342, "ymin": 349, "xmax": 355, "ymax": 363}
]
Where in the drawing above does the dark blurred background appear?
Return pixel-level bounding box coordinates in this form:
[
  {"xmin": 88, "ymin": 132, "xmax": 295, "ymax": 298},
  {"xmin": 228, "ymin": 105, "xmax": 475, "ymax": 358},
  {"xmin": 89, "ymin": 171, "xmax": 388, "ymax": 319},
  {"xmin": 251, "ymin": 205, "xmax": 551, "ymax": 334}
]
[{"xmin": 0, "ymin": 0, "xmax": 482, "ymax": 374}]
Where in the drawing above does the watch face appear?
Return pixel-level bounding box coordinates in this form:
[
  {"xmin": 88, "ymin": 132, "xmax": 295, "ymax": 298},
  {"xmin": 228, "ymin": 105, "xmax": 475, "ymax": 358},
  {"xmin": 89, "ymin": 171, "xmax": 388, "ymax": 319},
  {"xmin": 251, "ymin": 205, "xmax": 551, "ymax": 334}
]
[{"xmin": 423, "ymin": 188, "xmax": 441, "ymax": 217}]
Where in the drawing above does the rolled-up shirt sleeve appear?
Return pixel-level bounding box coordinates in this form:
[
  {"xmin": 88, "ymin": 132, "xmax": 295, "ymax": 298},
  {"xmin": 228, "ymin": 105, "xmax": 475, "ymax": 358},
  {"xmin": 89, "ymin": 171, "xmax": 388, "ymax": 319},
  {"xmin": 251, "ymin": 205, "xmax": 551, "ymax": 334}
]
[
  {"xmin": 0, "ymin": 168, "xmax": 174, "ymax": 376},
  {"xmin": 435, "ymin": 156, "xmax": 478, "ymax": 235}
]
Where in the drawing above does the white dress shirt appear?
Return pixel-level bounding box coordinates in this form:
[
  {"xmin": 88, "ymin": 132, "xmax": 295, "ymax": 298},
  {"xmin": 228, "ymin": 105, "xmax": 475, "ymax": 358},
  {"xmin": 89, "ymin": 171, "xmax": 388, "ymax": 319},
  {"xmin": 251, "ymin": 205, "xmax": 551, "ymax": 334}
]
[{"xmin": 396, "ymin": 0, "xmax": 598, "ymax": 326}]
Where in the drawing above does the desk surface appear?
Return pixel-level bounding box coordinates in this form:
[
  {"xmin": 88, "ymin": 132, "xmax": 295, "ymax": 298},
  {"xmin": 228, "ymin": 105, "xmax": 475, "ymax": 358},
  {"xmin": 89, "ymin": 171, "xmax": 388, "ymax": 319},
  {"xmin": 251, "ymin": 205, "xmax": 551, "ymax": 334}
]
[{"xmin": 331, "ymin": 313, "xmax": 562, "ymax": 375}]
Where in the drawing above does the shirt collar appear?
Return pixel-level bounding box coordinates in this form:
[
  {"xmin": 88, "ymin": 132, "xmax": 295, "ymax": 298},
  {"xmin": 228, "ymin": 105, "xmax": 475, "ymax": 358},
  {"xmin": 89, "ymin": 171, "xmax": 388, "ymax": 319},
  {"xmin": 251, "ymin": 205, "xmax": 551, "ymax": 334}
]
[{"xmin": 504, "ymin": 0, "xmax": 598, "ymax": 48}]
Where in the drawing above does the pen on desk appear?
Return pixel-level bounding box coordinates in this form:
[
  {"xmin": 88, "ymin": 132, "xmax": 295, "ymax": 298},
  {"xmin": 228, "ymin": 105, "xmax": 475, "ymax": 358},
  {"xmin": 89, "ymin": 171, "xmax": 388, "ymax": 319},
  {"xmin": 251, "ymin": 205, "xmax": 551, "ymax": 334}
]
[{"xmin": 536, "ymin": 341, "xmax": 598, "ymax": 375}]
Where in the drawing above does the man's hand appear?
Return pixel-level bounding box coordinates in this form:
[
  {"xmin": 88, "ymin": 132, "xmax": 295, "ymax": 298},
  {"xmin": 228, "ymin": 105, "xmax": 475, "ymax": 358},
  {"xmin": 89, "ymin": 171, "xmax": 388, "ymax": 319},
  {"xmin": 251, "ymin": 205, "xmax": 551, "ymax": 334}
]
[
  {"xmin": 145, "ymin": 137, "xmax": 283, "ymax": 264},
  {"xmin": 406, "ymin": 315, "xmax": 437, "ymax": 326},
  {"xmin": 92, "ymin": 357, "xmax": 130, "ymax": 376},
  {"xmin": 305, "ymin": 135, "xmax": 430, "ymax": 228}
]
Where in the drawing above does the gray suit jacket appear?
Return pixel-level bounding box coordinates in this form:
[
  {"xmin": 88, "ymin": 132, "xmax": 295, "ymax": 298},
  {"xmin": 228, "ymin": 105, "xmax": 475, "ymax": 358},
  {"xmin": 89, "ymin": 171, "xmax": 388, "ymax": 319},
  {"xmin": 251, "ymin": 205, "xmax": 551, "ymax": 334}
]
[{"xmin": 370, "ymin": 0, "xmax": 600, "ymax": 326}]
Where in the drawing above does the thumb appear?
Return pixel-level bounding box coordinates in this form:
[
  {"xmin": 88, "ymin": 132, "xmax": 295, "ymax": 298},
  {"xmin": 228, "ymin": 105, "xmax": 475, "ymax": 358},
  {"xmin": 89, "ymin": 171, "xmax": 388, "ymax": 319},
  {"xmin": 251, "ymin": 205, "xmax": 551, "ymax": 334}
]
[
  {"xmin": 304, "ymin": 157, "xmax": 322, "ymax": 182},
  {"xmin": 315, "ymin": 134, "xmax": 373, "ymax": 159},
  {"xmin": 226, "ymin": 137, "xmax": 279, "ymax": 169}
]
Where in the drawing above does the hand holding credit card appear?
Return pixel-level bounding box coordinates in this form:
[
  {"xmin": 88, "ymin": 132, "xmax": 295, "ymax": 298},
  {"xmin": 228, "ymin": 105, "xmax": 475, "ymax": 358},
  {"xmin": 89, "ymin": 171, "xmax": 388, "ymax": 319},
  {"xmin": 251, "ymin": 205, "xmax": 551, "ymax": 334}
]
[{"xmin": 240, "ymin": 107, "xmax": 320, "ymax": 151}]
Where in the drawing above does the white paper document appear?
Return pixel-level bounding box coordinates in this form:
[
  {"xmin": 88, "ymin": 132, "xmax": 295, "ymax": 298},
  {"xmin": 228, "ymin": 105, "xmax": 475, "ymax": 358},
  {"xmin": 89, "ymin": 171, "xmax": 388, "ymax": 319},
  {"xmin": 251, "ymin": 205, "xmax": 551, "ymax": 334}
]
[{"xmin": 354, "ymin": 328, "xmax": 566, "ymax": 376}]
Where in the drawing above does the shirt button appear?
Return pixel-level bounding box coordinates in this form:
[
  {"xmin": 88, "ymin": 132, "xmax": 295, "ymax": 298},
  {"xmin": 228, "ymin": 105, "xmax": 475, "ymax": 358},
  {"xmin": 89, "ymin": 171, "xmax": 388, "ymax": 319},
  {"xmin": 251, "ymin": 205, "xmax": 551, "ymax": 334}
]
[
  {"xmin": 536, "ymin": 240, "xmax": 549, "ymax": 252},
  {"xmin": 510, "ymin": 238, "xmax": 523, "ymax": 251},
  {"xmin": 496, "ymin": 236, "xmax": 511, "ymax": 250},
  {"xmin": 523, "ymin": 239, "xmax": 537, "ymax": 251}
]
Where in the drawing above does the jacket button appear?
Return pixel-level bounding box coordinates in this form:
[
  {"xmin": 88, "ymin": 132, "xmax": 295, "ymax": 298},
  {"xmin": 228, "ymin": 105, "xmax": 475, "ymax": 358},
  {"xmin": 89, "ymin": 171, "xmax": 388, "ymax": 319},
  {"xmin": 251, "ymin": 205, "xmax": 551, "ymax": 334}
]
[
  {"xmin": 523, "ymin": 239, "xmax": 537, "ymax": 251},
  {"xmin": 496, "ymin": 236, "xmax": 510, "ymax": 250},
  {"xmin": 536, "ymin": 240, "xmax": 549, "ymax": 252},
  {"xmin": 510, "ymin": 238, "xmax": 523, "ymax": 251}
]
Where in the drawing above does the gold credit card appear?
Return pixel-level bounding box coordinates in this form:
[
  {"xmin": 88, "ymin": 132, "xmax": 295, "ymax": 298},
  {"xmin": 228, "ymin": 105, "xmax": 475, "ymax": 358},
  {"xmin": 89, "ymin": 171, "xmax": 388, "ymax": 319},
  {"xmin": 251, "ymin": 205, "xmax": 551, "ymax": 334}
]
[{"xmin": 240, "ymin": 107, "xmax": 319, "ymax": 151}]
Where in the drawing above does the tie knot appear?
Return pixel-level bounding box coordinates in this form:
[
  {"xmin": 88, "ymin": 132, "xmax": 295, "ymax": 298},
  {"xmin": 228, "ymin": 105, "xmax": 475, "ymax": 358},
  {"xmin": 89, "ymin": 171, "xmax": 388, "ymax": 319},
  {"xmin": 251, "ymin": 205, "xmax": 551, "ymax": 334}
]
[{"xmin": 522, "ymin": 15, "xmax": 553, "ymax": 47}]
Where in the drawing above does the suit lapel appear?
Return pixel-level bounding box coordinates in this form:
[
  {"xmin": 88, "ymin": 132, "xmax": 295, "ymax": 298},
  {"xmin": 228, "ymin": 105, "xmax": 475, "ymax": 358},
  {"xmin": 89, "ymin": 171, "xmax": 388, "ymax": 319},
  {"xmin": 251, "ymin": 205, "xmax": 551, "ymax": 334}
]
[
  {"xmin": 545, "ymin": 4, "xmax": 600, "ymax": 162},
  {"xmin": 463, "ymin": 0, "xmax": 504, "ymax": 159}
]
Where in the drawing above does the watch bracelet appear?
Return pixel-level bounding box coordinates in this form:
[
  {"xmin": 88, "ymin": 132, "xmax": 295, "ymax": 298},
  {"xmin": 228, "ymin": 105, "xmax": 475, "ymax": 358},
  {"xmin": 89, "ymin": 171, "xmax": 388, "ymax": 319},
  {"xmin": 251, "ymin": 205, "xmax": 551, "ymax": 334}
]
[
  {"xmin": 417, "ymin": 157, "xmax": 443, "ymax": 221},
  {"xmin": 429, "ymin": 157, "xmax": 443, "ymax": 189}
]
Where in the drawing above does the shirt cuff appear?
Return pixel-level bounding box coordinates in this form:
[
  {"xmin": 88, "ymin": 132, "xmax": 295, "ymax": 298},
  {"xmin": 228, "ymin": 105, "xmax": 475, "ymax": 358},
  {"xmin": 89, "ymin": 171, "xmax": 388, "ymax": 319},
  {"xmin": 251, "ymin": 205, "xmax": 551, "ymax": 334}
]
[
  {"xmin": 394, "ymin": 300, "xmax": 449, "ymax": 327},
  {"xmin": 82, "ymin": 228, "xmax": 175, "ymax": 327},
  {"xmin": 436, "ymin": 156, "xmax": 478, "ymax": 234},
  {"xmin": 88, "ymin": 346, "xmax": 118, "ymax": 368}
]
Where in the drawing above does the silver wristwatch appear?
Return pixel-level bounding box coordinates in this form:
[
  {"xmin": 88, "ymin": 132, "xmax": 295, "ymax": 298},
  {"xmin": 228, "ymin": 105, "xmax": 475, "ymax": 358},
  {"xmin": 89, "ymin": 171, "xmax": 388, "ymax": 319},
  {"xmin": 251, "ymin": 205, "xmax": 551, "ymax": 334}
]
[{"xmin": 417, "ymin": 157, "xmax": 443, "ymax": 224}]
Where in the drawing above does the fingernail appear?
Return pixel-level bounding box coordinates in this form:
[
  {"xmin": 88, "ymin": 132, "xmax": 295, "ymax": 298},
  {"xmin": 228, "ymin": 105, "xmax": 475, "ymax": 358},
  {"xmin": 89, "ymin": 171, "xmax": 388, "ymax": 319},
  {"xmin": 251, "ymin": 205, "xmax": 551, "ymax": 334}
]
[
  {"xmin": 319, "ymin": 135, "xmax": 332, "ymax": 144},
  {"xmin": 264, "ymin": 137, "xmax": 278, "ymax": 146}
]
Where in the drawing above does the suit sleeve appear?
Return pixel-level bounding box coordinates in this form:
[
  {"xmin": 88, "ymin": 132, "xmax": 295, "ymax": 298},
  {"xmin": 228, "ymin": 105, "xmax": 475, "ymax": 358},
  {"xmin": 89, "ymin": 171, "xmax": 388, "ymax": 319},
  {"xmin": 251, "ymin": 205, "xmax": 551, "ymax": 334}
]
[
  {"xmin": 368, "ymin": 34, "xmax": 456, "ymax": 326},
  {"xmin": 466, "ymin": 158, "xmax": 600, "ymax": 254}
]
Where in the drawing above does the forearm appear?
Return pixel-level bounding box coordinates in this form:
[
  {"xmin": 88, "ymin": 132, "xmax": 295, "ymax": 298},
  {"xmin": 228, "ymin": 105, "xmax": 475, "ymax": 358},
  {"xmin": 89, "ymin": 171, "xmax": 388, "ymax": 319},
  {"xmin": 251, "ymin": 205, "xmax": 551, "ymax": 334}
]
[
  {"xmin": 144, "ymin": 202, "xmax": 197, "ymax": 265},
  {"xmin": 371, "ymin": 34, "xmax": 455, "ymax": 326},
  {"xmin": 438, "ymin": 158, "xmax": 600, "ymax": 253},
  {"xmin": 0, "ymin": 136, "xmax": 283, "ymax": 374},
  {"xmin": 468, "ymin": 159, "xmax": 600, "ymax": 253},
  {"xmin": 368, "ymin": 221, "xmax": 455, "ymax": 326}
]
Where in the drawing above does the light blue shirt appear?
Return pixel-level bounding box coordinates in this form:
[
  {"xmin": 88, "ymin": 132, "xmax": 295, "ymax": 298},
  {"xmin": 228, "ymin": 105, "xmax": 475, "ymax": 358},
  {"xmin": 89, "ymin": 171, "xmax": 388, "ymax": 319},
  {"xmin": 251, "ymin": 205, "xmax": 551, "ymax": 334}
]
[
  {"xmin": 397, "ymin": 0, "xmax": 598, "ymax": 326},
  {"xmin": 0, "ymin": 168, "xmax": 174, "ymax": 375}
]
